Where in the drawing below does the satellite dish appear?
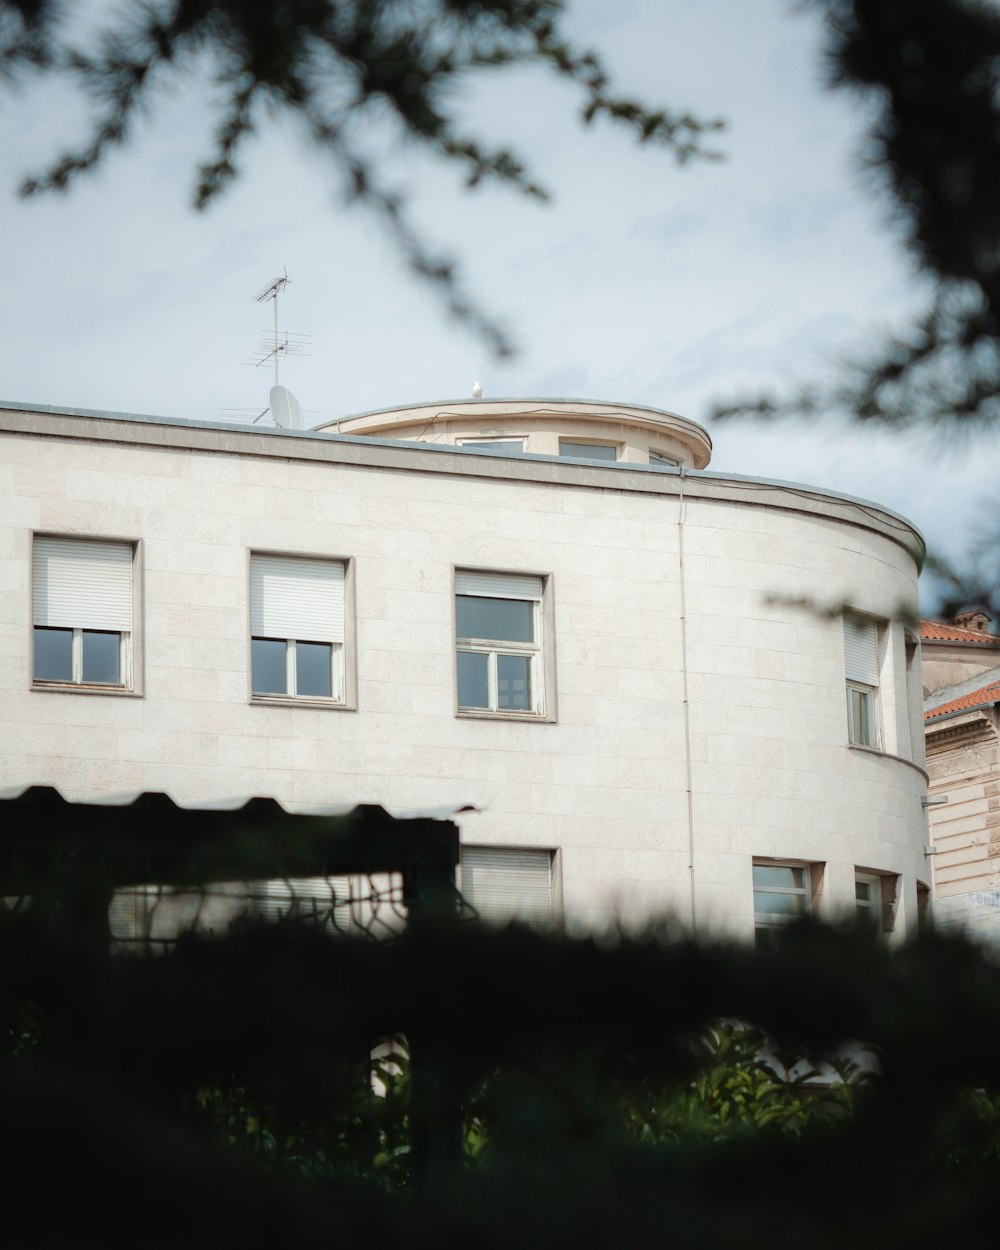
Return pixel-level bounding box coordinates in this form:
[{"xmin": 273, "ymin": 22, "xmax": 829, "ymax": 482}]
[{"xmin": 269, "ymin": 385, "xmax": 304, "ymax": 430}]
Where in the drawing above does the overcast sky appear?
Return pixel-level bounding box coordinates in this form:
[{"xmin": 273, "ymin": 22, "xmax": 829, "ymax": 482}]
[{"xmin": 2, "ymin": 0, "xmax": 995, "ymax": 594}]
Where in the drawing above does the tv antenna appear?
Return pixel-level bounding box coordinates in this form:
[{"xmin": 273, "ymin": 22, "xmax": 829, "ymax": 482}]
[{"xmin": 239, "ymin": 269, "xmax": 311, "ymax": 428}]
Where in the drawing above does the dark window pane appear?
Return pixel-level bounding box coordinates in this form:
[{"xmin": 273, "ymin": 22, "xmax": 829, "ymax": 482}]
[
  {"xmin": 850, "ymin": 687, "xmax": 874, "ymax": 745},
  {"xmin": 460, "ymin": 440, "xmax": 524, "ymax": 454},
  {"xmin": 252, "ymin": 638, "xmax": 287, "ymax": 695},
  {"xmin": 559, "ymin": 441, "xmax": 617, "ymax": 461},
  {"xmin": 297, "ymin": 641, "xmax": 333, "ymax": 698},
  {"xmin": 456, "ymin": 595, "xmax": 534, "ymax": 643},
  {"xmin": 497, "ymin": 654, "xmax": 531, "ymax": 710},
  {"xmin": 457, "ymin": 650, "xmax": 489, "ymax": 708},
  {"xmin": 752, "ymin": 865, "xmax": 805, "ymax": 890},
  {"xmin": 34, "ymin": 627, "xmax": 73, "ymax": 682},
  {"xmin": 753, "ymin": 891, "xmax": 805, "ymax": 917},
  {"xmin": 82, "ymin": 630, "xmax": 121, "ymax": 684}
]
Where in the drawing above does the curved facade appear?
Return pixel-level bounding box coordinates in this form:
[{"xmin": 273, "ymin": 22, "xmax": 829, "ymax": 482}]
[
  {"xmin": 0, "ymin": 397, "xmax": 928, "ymax": 940},
  {"xmin": 317, "ymin": 397, "xmax": 713, "ymax": 468}
]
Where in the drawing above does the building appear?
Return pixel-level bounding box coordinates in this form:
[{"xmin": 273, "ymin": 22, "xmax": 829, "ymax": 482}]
[
  {"xmin": 922, "ymin": 614, "xmax": 1000, "ymax": 941},
  {"xmin": 921, "ymin": 612, "xmax": 1000, "ymax": 696},
  {"xmin": 0, "ymin": 396, "xmax": 930, "ymax": 939}
]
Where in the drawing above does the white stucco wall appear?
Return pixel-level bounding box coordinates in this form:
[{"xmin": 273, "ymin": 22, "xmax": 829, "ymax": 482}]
[{"xmin": 0, "ymin": 404, "xmax": 929, "ymax": 940}]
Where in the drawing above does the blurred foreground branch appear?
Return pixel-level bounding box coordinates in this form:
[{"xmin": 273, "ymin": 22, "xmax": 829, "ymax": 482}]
[{"xmin": 0, "ymin": 0, "xmax": 722, "ymax": 356}]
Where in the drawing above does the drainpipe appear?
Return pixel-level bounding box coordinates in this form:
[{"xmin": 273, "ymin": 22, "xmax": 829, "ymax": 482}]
[{"xmin": 677, "ymin": 467, "xmax": 697, "ymax": 933}]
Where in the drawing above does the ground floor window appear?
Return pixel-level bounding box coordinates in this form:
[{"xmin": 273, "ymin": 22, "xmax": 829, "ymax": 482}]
[
  {"xmin": 460, "ymin": 846, "xmax": 555, "ymax": 926},
  {"xmin": 753, "ymin": 861, "xmax": 815, "ymax": 944}
]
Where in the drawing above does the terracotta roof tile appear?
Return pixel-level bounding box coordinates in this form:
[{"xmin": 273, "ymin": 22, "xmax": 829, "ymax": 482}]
[
  {"xmin": 925, "ymin": 679, "xmax": 1000, "ymax": 721},
  {"xmin": 921, "ymin": 619, "xmax": 1000, "ymax": 644}
]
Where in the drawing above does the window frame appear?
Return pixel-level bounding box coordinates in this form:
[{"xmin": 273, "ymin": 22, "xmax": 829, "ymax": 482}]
[
  {"xmin": 30, "ymin": 534, "xmax": 140, "ymax": 696},
  {"xmin": 843, "ymin": 615, "xmax": 883, "ymax": 750},
  {"xmin": 855, "ymin": 870, "xmax": 898, "ymax": 936},
  {"xmin": 846, "ymin": 679, "xmax": 880, "ymax": 748},
  {"xmin": 649, "ymin": 450, "xmax": 681, "ymax": 468},
  {"xmin": 34, "ymin": 626, "xmax": 129, "ymax": 687},
  {"xmin": 456, "ymin": 436, "xmax": 527, "ymax": 454},
  {"xmin": 853, "ymin": 871, "xmax": 883, "ymax": 930},
  {"xmin": 453, "ymin": 569, "xmax": 556, "ymax": 721},
  {"xmin": 557, "ymin": 439, "xmax": 620, "ymax": 462},
  {"xmin": 248, "ymin": 551, "xmax": 356, "ymax": 710},
  {"xmin": 250, "ymin": 636, "xmax": 344, "ymax": 701},
  {"xmin": 459, "ymin": 845, "xmax": 559, "ymax": 927},
  {"xmin": 752, "ymin": 860, "xmax": 817, "ymax": 937}
]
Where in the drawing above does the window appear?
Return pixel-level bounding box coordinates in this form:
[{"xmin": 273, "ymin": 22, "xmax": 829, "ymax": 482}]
[
  {"xmin": 855, "ymin": 871, "xmax": 897, "ymax": 935},
  {"xmin": 461, "ymin": 846, "xmax": 555, "ymax": 926},
  {"xmin": 558, "ymin": 440, "xmax": 618, "ymax": 461},
  {"xmin": 32, "ymin": 536, "xmax": 133, "ymax": 688},
  {"xmin": 753, "ymin": 862, "xmax": 813, "ymax": 941},
  {"xmin": 916, "ymin": 882, "xmax": 931, "ymax": 932},
  {"xmin": 252, "ymin": 877, "xmax": 352, "ymax": 931},
  {"xmin": 250, "ymin": 554, "xmax": 347, "ymax": 703},
  {"xmin": 457, "ymin": 437, "xmax": 526, "ymax": 454},
  {"xmin": 844, "ymin": 616, "xmax": 881, "ymax": 747},
  {"xmin": 649, "ymin": 451, "xmax": 680, "ymax": 467},
  {"xmin": 854, "ymin": 873, "xmax": 881, "ymax": 927},
  {"xmin": 455, "ymin": 570, "xmax": 546, "ymax": 715}
]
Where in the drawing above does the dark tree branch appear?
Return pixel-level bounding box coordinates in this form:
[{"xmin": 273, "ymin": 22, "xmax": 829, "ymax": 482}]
[
  {"xmin": 2, "ymin": 0, "xmax": 722, "ymax": 354},
  {"xmin": 719, "ymin": 2, "xmax": 1000, "ymax": 433}
]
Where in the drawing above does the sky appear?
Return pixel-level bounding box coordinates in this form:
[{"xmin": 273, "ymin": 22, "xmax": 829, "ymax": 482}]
[{"xmin": 1, "ymin": 0, "xmax": 995, "ymax": 594}]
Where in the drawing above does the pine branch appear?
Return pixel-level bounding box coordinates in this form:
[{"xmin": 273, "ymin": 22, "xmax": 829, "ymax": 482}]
[{"xmin": 4, "ymin": 0, "xmax": 720, "ymax": 355}]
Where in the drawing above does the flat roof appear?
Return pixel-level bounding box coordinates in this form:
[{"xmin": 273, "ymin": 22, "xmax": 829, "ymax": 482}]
[{"xmin": 0, "ymin": 399, "xmax": 924, "ymax": 560}]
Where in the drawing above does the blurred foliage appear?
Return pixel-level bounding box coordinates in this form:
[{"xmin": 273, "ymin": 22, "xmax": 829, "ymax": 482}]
[
  {"xmin": 0, "ymin": 0, "xmax": 720, "ymax": 355},
  {"xmin": 714, "ymin": 0, "xmax": 1000, "ymax": 434},
  {"xmin": 187, "ymin": 1037, "xmax": 413, "ymax": 1187},
  {"xmin": 4, "ymin": 901, "xmax": 1000, "ymax": 1246},
  {"xmin": 708, "ymin": 2, "xmax": 1000, "ymax": 624},
  {"xmin": 623, "ymin": 1022, "xmax": 872, "ymax": 1142}
]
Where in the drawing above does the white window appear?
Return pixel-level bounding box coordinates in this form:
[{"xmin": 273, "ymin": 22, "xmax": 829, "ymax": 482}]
[
  {"xmin": 753, "ymin": 862, "xmax": 812, "ymax": 937},
  {"xmin": 649, "ymin": 451, "xmax": 680, "ymax": 467},
  {"xmin": 250, "ymin": 554, "xmax": 346, "ymax": 703},
  {"xmin": 854, "ymin": 872, "xmax": 881, "ymax": 928},
  {"xmin": 855, "ymin": 871, "xmax": 896, "ymax": 934},
  {"xmin": 32, "ymin": 536, "xmax": 133, "ymax": 688},
  {"xmin": 455, "ymin": 570, "xmax": 545, "ymax": 715},
  {"xmin": 558, "ymin": 439, "xmax": 618, "ymax": 461},
  {"xmin": 457, "ymin": 437, "xmax": 526, "ymax": 454},
  {"xmin": 461, "ymin": 846, "xmax": 555, "ymax": 926},
  {"xmin": 844, "ymin": 616, "xmax": 881, "ymax": 747}
]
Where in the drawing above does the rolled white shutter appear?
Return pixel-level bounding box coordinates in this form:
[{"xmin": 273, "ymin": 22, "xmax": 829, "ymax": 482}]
[
  {"xmin": 461, "ymin": 847, "xmax": 553, "ymax": 923},
  {"xmin": 250, "ymin": 556, "xmax": 344, "ymax": 642},
  {"xmin": 254, "ymin": 877, "xmax": 350, "ymax": 926},
  {"xmin": 32, "ymin": 537, "xmax": 132, "ymax": 630},
  {"xmin": 844, "ymin": 617, "xmax": 879, "ymax": 685},
  {"xmin": 108, "ymin": 888, "xmax": 140, "ymax": 941},
  {"xmin": 455, "ymin": 571, "xmax": 543, "ymax": 600}
]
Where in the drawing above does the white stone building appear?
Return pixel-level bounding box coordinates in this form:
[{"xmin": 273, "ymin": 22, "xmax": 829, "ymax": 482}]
[{"xmin": 0, "ymin": 397, "xmax": 930, "ymax": 939}]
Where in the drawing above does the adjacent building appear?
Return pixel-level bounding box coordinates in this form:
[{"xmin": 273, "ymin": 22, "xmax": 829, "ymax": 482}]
[
  {"xmin": 0, "ymin": 396, "xmax": 930, "ymax": 939},
  {"xmin": 922, "ymin": 614, "xmax": 1000, "ymax": 941}
]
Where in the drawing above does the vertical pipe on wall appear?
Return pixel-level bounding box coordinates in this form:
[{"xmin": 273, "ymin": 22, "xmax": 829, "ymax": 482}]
[{"xmin": 677, "ymin": 467, "xmax": 697, "ymax": 933}]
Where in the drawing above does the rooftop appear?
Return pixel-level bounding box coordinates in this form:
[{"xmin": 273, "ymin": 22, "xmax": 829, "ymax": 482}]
[
  {"xmin": 0, "ymin": 398, "xmax": 925, "ymax": 562},
  {"xmin": 924, "ymin": 665, "xmax": 1000, "ymax": 722},
  {"xmin": 921, "ymin": 619, "xmax": 1000, "ymax": 645}
]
